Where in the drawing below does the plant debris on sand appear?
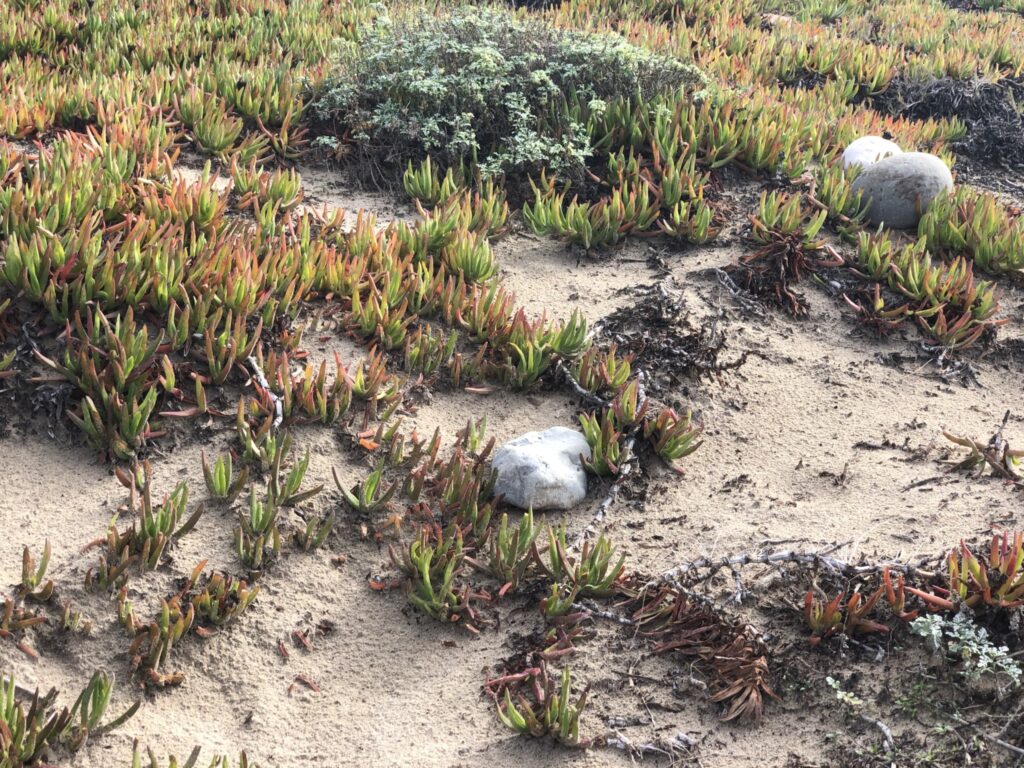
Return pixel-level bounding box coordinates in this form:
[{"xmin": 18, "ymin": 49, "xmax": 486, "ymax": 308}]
[
  {"xmin": 873, "ymin": 76, "xmax": 1024, "ymax": 174},
  {"xmin": 592, "ymin": 280, "xmax": 750, "ymax": 395}
]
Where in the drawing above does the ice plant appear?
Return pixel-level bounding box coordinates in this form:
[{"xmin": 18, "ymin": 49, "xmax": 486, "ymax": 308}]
[
  {"xmin": 93, "ymin": 464, "xmax": 203, "ymax": 578},
  {"xmin": 804, "ymin": 591, "xmax": 844, "ymax": 646},
  {"xmin": 397, "ymin": 526, "xmax": 484, "ymax": 629},
  {"xmin": 574, "ymin": 345, "xmax": 632, "ymax": 394},
  {"xmin": 63, "ymin": 672, "xmax": 140, "ymax": 751},
  {"xmin": 234, "ymin": 488, "xmax": 281, "ymax": 573},
  {"xmin": 268, "ymin": 447, "xmax": 323, "ymax": 508},
  {"xmin": 473, "ymin": 511, "xmax": 540, "ymax": 595},
  {"xmin": 545, "ymin": 531, "xmax": 626, "ymax": 598},
  {"xmin": 644, "ymin": 408, "xmax": 703, "ymax": 469},
  {"xmin": 294, "ymin": 511, "xmax": 335, "ymax": 552},
  {"xmin": 335, "ymin": 461, "xmax": 397, "ymax": 515},
  {"xmin": 18, "ymin": 541, "xmax": 53, "ymax": 602},
  {"xmin": 610, "ymin": 379, "xmax": 648, "ymax": 428},
  {"xmin": 946, "ymin": 533, "xmax": 1024, "ymax": 609},
  {"xmin": 547, "ymin": 311, "xmax": 588, "ymax": 359},
  {"xmin": 403, "ymin": 157, "xmax": 464, "ymax": 206},
  {"xmin": 201, "ymin": 452, "xmax": 248, "ymax": 504},
  {"xmin": 659, "ymin": 197, "xmax": 720, "ymax": 244},
  {"xmin": 496, "ymin": 666, "xmax": 589, "ymax": 746},
  {"xmin": 579, "ymin": 410, "xmax": 622, "ymax": 476}
]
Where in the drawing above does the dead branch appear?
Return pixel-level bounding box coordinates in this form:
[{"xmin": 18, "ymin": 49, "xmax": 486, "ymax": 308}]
[
  {"xmin": 860, "ymin": 714, "xmax": 896, "ymax": 755},
  {"xmin": 246, "ymin": 355, "xmax": 283, "ymax": 429},
  {"xmin": 983, "ymin": 733, "xmax": 1024, "ymax": 759},
  {"xmin": 555, "ymin": 359, "xmax": 610, "ymax": 409},
  {"xmin": 712, "ymin": 267, "xmax": 768, "ymax": 317},
  {"xmin": 654, "ymin": 541, "xmax": 937, "ymax": 590},
  {"xmin": 603, "ymin": 731, "xmax": 696, "ymax": 760},
  {"xmin": 573, "ymin": 600, "xmax": 635, "ymax": 625}
]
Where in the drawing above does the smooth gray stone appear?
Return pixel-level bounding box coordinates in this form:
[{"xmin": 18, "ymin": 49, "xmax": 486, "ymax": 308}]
[
  {"xmin": 842, "ymin": 135, "xmax": 902, "ymax": 169},
  {"xmin": 492, "ymin": 427, "xmax": 590, "ymax": 511},
  {"xmin": 850, "ymin": 152, "xmax": 953, "ymax": 230}
]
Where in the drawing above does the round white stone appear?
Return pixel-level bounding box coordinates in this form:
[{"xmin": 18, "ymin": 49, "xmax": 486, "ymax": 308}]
[
  {"xmin": 492, "ymin": 427, "xmax": 591, "ymax": 511},
  {"xmin": 842, "ymin": 136, "xmax": 903, "ymax": 169},
  {"xmin": 850, "ymin": 152, "xmax": 954, "ymax": 230}
]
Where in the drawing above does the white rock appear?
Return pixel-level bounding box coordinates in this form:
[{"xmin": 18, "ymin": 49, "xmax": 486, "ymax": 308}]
[
  {"xmin": 492, "ymin": 427, "xmax": 590, "ymax": 511},
  {"xmin": 842, "ymin": 136, "xmax": 902, "ymax": 169},
  {"xmin": 850, "ymin": 152, "xmax": 953, "ymax": 230}
]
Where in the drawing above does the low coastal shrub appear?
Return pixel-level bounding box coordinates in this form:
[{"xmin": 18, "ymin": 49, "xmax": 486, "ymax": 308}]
[{"xmin": 312, "ymin": 5, "xmax": 707, "ymax": 183}]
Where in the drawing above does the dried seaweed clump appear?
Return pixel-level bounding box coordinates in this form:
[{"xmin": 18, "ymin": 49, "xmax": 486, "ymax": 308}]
[
  {"xmin": 873, "ymin": 77, "xmax": 1024, "ymax": 173},
  {"xmin": 593, "ymin": 280, "xmax": 748, "ymax": 394}
]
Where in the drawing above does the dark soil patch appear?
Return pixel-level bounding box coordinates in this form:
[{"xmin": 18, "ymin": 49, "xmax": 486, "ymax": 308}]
[
  {"xmin": 941, "ymin": 0, "xmax": 1007, "ymax": 10},
  {"xmin": 871, "ymin": 77, "xmax": 1024, "ymax": 175},
  {"xmin": 504, "ymin": 0, "xmax": 564, "ymax": 8}
]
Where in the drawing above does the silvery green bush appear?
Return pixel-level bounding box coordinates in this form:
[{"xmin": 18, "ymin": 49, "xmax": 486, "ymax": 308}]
[
  {"xmin": 911, "ymin": 612, "xmax": 1022, "ymax": 687},
  {"xmin": 312, "ymin": 5, "xmax": 706, "ymax": 181}
]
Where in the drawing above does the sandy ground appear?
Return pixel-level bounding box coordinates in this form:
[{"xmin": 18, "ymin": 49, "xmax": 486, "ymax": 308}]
[{"xmin": 2, "ymin": 168, "xmax": 1023, "ymax": 768}]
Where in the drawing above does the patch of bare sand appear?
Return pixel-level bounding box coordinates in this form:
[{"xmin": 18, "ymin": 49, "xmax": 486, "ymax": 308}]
[
  {"xmin": 174, "ymin": 160, "xmax": 416, "ymax": 230},
  {"xmin": 0, "ymin": 402, "xmax": 637, "ymax": 768},
  {"xmin": 493, "ymin": 235, "xmax": 659, "ymax": 324},
  {"xmin": 293, "ymin": 163, "xmax": 418, "ymax": 226},
  {"xmin": 633, "ymin": 252, "xmax": 1024, "ymax": 571}
]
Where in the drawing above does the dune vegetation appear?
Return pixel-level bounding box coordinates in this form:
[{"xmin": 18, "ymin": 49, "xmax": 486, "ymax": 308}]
[{"xmin": 2, "ymin": 0, "xmax": 1024, "ymax": 766}]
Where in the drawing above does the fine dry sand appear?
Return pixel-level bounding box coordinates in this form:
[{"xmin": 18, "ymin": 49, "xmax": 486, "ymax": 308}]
[{"xmin": 2, "ymin": 168, "xmax": 1022, "ymax": 768}]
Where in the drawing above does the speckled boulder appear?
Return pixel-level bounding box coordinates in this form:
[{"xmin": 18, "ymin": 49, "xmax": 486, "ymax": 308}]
[
  {"xmin": 842, "ymin": 136, "xmax": 902, "ymax": 169},
  {"xmin": 850, "ymin": 152, "xmax": 953, "ymax": 230},
  {"xmin": 492, "ymin": 427, "xmax": 590, "ymax": 510}
]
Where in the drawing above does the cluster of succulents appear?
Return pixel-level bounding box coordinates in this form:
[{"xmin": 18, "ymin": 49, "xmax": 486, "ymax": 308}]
[
  {"xmin": 3, "ymin": 544, "xmax": 141, "ymax": 756},
  {"xmin": 0, "ymin": 127, "xmax": 688, "ymax": 464},
  {"xmin": 322, "ymin": 418, "xmax": 767, "ymax": 741},
  {"xmin": 847, "ymin": 231, "xmax": 1003, "ymax": 349},
  {"xmin": 5, "ymin": 0, "xmax": 1024, "ymax": 761},
  {"xmin": 804, "ymin": 531, "xmax": 1024, "ymax": 646},
  {"xmin": 3, "ymin": 0, "xmax": 1022, "ymax": 462},
  {"xmin": 0, "ymin": 673, "xmax": 139, "ymax": 766},
  {"xmin": 0, "ymin": 0, "xmax": 374, "ymax": 150}
]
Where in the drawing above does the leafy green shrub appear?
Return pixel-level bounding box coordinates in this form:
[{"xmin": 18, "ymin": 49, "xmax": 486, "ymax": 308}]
[
  {"xmin": 911, "ymin": 612, "xmax": 1022, "ymax": 688},
  {"xmin": 312, "ymin": 5, "xmax": 707, "ymax": 182}
]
